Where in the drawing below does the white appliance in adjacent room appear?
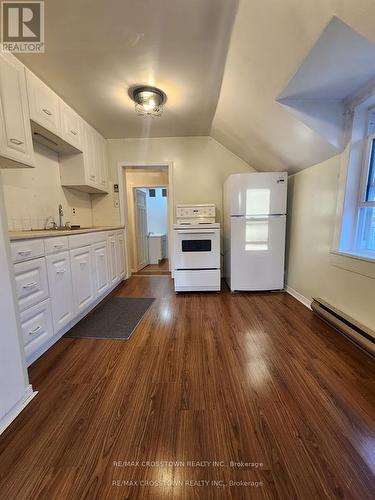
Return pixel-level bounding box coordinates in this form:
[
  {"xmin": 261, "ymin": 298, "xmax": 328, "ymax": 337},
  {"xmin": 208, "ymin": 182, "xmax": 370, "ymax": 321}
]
[
  {"xmin": 173, "ymin": 204, "xmax": 221, "ymax": 292},
  {"xmin": 224, "ymin": 172, "xmax": 288, "ymax": 291}
]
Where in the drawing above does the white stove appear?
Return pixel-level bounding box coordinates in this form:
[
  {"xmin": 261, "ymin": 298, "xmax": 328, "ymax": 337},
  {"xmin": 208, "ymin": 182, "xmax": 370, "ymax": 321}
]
[{"xmin": 173, "ymin": 204, "xmax": 221, "ymax": 292}]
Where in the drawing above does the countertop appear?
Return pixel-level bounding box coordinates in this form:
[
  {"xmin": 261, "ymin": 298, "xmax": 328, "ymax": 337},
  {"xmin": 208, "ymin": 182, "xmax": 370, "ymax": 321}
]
[{"xmin": 9, "ymin": 226, "xmax": 124, "ymax": 241}]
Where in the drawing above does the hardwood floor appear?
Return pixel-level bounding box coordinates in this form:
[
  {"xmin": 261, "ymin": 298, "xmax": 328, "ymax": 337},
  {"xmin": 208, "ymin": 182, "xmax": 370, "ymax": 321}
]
[
  {"xmin": 0, "ymin": 276, "xmax": 374, "ymax": 499},
  {"xmin": 133, "ymin": 259, "xmax": 170, "ymax": 276}
]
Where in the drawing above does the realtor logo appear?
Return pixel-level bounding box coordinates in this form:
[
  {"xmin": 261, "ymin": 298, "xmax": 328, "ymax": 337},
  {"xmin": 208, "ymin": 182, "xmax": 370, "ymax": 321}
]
[{"xmin": 1, "ymin": 1, "xmax": 44, "ymax": 53}]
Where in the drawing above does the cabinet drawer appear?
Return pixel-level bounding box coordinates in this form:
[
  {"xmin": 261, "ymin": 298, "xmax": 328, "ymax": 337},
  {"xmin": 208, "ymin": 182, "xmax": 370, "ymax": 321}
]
[
  {"xmin": 20, "ymin": 299, "xmax": 53, "ymax": 358},
  {"xmin": 45, "ymin": 236, "xmax": 69, "ymax": 255},
  {"xmin": 11, "ymin": 239, "xmax": 45, "ymax": 263},
  {"xmin": 14, "ymin": 257, "xmax": 49, "ymax": 311}
]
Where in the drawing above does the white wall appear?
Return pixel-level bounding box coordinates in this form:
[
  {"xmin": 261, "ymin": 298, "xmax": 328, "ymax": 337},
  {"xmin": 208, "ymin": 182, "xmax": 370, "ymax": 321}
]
[
  {"xmin": 92, "ymin": 136, "xmax": 254, "ymax": 227},
  {"xmin": 286, "ymin": 153, "xmax": 375, "ymax": 331},
  {"xmin": 146, "ymin": 188, "xmax": 168, "ymax": 235},
  {"xmin": 1, "ymin": 143, "xmax": 93, "ymax": 230}
]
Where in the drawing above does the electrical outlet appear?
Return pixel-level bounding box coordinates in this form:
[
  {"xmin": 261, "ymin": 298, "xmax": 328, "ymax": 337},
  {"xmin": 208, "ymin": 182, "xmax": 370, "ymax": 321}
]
[{"xmin": 72, "ymin": 207, "xmax": 77, "ymax": 216}]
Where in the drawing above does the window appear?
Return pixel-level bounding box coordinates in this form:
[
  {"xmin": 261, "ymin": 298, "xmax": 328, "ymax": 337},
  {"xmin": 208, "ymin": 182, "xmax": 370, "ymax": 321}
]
[
  {"xmin": 148, "ymin": 189, "xmax": 156, "ymax": 197},
  {"xmin": 355, "ymin": 134, "xmax": 375, "ymax": 254},
  {"xmin": 162, "ymin": 188, "xmax": 167, "ymax": 197},
  {"xmin": 338, "ymin": 97, "xmax": 375, "ymax": 261}
]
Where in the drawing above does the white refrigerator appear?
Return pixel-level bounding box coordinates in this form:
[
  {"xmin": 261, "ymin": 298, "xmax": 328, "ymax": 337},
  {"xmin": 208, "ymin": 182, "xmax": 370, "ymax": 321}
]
[{"xmin": 223, "ymin": 172, "xmax": 288, "ymax": 291}]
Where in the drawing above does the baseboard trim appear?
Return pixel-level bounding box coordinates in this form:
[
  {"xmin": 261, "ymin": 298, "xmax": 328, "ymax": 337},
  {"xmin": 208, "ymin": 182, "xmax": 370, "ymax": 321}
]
[
  {"xmin": 0, "ymin": 385, "xmax": 37, "ymax": 435},
  {"xmin": 286, "ymin": 286, "xmax": 312, "ymax": 310}
]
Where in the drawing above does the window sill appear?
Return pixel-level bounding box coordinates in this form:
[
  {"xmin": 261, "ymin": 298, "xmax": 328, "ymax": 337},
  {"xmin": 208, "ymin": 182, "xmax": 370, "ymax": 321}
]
[{"xmin": 329, "ymin": 250, "xmax": 375, "ymax": 280}]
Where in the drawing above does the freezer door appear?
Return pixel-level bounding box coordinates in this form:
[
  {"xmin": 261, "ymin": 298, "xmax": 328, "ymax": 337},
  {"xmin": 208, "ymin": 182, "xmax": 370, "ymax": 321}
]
[
  {"xmin": 228, "ymin": 172, "xmax": 287, "ymax": 216},
  {"xmin": 229, "ymin": 215, "xmax": 286, "ymax": 291}
]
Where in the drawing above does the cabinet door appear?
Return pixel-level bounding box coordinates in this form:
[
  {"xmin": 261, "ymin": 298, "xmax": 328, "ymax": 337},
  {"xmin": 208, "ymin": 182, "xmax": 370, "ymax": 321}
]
[
  {"xmin": 20, "ymin": 299, "xmax": 53, "ymax": 360},
  {"xmin": 97, "ymin": 135, "xmax": 108, "ymax": 191},
  {"xmin": 93, "ymin": 241, "xmax": 109, "ymax": 296},
  {"xmin": 82, "ymin": 123, "xmax": 97, "ymax": 187},
  {"xmin": 0, "ymin": 53, "xmax": 35, "ymax": 168},
  {"xmin": 46, "ymin": 251, "xmax": 74, "ymax": 332},
  {"xmin": 108, "ymin": 234, "xmax": 119, "ymax": 284},
  {"xmin": 117, "ymin": 232, "xmax": 126, "ymax": 279},
  {"xmin": 14, "ymin": 257, "xmax": 49, "ymax": 312},
  {"xmin": 26, "ymin": 70, "xmax": 60, "ymax": 135},
  {"xmin": 59, "ymin": 100, "xmax": 82, "ymax": 150},
  {"xmin": 70, "ymin": 246, "xmax": 95, "ymax": 313}
]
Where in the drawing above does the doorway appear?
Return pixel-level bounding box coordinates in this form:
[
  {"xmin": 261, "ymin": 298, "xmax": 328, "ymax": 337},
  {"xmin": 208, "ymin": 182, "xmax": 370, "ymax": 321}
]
[{"xmin": 120, "ymin": 165, "xmax": 172, "ymax": 276}]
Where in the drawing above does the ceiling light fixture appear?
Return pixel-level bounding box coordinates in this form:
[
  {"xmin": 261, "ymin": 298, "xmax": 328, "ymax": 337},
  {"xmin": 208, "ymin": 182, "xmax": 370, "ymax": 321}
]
[{"xmin": 128, "ymin": 85, "xmax": 167, "ymax": 117}]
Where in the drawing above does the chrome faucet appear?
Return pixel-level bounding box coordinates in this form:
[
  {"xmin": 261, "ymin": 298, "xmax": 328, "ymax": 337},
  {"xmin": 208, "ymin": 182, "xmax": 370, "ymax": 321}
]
[{"xmin": 58, "ymin": 204, "xmax": 64, "ymax": 228}]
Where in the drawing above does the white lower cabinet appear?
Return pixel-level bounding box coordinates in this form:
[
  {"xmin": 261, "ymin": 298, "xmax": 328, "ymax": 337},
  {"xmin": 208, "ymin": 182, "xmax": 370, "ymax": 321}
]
[
  {"xmin": 13, "ymin": 257, "xmax": 49, "ymax": 312},
  {"xmin": 46, "ymin": 251, "xmax": 74, "ymax": 332},
  {"xmin": 20, "ymin": 299, "xmax": 53, "ymax": 359},
  {"xmin": 70, "ymin": 246, "xmax": 95, "ymax": 313},
  {"xmin": 108, "ymin": 233, "xmax": 119, "ymax": 285},
  {"xmin": 117, "ymin": 232, "xmax": 126, "ymax": 279},
  {"xmin": 11, "ymin": 229, "xmax": 127, "ymax": 365},
  {"xmin": 93, "ymin": 240, "xmax": 109, "ymax": 296}
]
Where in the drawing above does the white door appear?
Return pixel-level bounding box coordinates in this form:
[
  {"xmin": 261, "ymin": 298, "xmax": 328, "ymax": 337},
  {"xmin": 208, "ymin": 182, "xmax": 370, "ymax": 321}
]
[
  {"xmin": 46, "ymin": 251, "xmax": 74, "ymax": 332},
  {"xmin": 230, "ymin": 215, "xmax": 286, "ymax": 291},
  {"xmin": 134, "ymin": 189, "xmax": 148, "ymax": 270},
  {"xmin": 0, "ymin": 53, "xmax": 35, "ymax": 168},
  {"xmin": 228, "ymin": 172, "xmax": 288, "ymax": 216},
  {"xmin": 93, "ymin": 241, "xmax": 110, "ymax": 296},
  {"xmin": 70, "ymin": 247, "xmax": 95, "ymax": 313}
]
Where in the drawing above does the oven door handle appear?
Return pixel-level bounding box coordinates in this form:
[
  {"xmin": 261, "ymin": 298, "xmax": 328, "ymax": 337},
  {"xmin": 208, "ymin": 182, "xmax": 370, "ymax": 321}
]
[{"xmin": 176, "ymin": 230, "xmax": 216, "ymax": 234}]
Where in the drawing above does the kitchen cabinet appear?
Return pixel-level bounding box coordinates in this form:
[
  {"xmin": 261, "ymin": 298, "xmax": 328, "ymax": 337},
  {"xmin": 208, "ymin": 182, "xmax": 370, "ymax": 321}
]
[
  {"xmin": 26, "ymin": 69, "xmax": 60, "ymax": 136},
  {"xmin": 59, "ymin": 100, "xmax": 82, "ymax": 151},
  {"xmin": 117, "ymin": 231, "xmax": 126, "ymax": 279},
  {"xmin": 70, "ymin": 246, "xmax": 95, "ymax": 313},
  {"xmin": 0, "ymin": 53, "xmax": 35, "ymax": 169},
  {"xmin": 20, "ymin": 299, "xmax": 53, "ymax": 359},
  {"xmin": 108, "ymin": 233, "xmax": 119, "ymax": 284},
  {"xmin": 93, "ymin": 241, "xmax": 110, "ymax": 296},
  {"xmin": 46, "ymin": 251, "xmax": 74, "ymax": 332},
  {"xmin": 13, "ymin": 257, "xmax": 49, "ymax": 312},
  {"xmin": 59, "ymin": 121, "xmax": 109, "ymax": 194}
]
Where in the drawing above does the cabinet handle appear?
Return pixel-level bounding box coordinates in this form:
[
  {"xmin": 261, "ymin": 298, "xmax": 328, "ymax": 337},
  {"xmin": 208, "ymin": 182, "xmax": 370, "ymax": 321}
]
[
  {"xmin": 54, "ymin": 243, "xmax": 64, "ymax": 249},
  {"xmin": 42, "ymin": 108, "xmax": 53, "ymax": 116},
  {"xmin": 23, "ymin": 281, "xmax": 38, "ymax": 289},
  {"xmin": 89, "ymin": 174, "xmax": 96, "ymax": 180},
  {"xmin": 29, "ymin": 325, "xmax": 42, "ymax": 335},
  {"xmin": 10, "ymin": 138, "xmax": 24, "ymax": 145},
  {"xmin": 79, "ymin": 261, "xmax": 88, "ymax": 267},
  {"xmin": 70, "ymin": 129, "xmax": 78, "ymax": 136},
  {"xmin": 98, "ymin": 253, "xmax": 105, "ymax": 258},
  {"xmin": 56, "ymin": 269, "xmax": 66, "ymax": 275},
  {"xmin": 18, "ymin": 249, "xmax": 32, "ymax": 256}
]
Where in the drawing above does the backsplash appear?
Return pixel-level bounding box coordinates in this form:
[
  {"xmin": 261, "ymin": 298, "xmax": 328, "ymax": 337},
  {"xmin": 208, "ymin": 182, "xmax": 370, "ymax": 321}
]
[{"xmin": 1, "ymin": 143, "xmax": 93, "ymax": 230}]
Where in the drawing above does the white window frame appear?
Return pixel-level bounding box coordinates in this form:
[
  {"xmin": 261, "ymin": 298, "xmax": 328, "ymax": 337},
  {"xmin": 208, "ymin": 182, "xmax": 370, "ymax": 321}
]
[{"xmin": 354, "ymin": 132, "xmax": 375, "ymax": 256}]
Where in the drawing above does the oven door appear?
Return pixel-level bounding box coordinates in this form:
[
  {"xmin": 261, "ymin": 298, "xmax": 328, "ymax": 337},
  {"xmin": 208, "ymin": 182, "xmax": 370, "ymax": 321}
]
[{"xmin": 174, "ymin": 229, "xmax": 220, "ymax": 269}]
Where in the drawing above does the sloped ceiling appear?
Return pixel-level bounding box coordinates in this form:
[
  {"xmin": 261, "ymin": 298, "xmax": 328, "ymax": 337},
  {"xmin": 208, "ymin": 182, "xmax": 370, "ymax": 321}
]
[
  {"xmin": 18, "ymin": 0, "xmax": 238, "ymax": 138},
  {"xmin": 210, "ymin": 0, "xmax": 375, "ymax": 172},
  {"xmin": 17, "ymin": 0, "xmax": 375, "ymax": 172}
]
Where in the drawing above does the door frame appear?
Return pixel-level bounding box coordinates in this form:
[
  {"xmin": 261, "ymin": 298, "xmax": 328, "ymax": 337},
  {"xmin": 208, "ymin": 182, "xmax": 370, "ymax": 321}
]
[{"xmin": 117, "ymin": 162, "xmax": 174, "ymax": 274}]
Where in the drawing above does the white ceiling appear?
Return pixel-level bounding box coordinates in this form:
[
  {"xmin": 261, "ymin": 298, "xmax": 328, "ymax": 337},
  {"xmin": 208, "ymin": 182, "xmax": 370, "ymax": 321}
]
[
  {"xmin": 18, "ymin": 0, "xmax": 238, "ymax": 138},
  {"xmin": 18, "ymin": 0, "xmax": 375, "ymax": 172}
]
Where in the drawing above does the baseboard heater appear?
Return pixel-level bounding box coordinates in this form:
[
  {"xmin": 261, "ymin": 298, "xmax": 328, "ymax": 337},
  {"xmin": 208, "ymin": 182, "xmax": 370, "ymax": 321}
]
[{"xmin": 311, "ymin": 298, "xmax": 375, "ymax": 356}]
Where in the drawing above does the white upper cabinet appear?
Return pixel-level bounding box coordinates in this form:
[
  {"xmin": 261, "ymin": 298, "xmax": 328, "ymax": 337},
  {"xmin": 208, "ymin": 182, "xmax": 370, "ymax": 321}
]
[
  {"xmin": 0, "ymin": 53, "xmax": 35, "ymax": 169},
  {"xmin": 26, "ymin": 69, "xmax": 60, "ymax": 135},
  {"xmin": 60, "ymin": 121, "xmax": 109, "ymax": 194},
  {"xmin": 59, "ymin": 100, "xmax": 82, "ymax": 151}
]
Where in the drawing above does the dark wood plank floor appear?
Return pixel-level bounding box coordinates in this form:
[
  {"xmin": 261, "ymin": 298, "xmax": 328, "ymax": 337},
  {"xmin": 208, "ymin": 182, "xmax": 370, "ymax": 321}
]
[{"xmin": 0, "ymin": 276, "xmax": 374, "ymax": 499}]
